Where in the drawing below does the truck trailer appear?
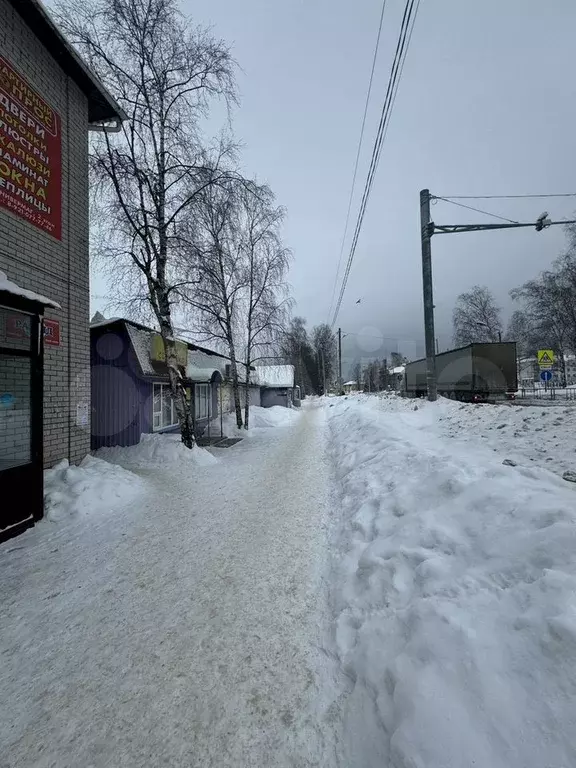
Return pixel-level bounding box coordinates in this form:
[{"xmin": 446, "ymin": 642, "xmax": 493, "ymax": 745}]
[{"xmin": 404, "ymin": 342, "xmax": 518, "ymax": 401}]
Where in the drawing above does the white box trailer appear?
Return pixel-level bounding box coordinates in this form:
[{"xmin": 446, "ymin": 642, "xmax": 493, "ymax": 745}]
[{"xmin": 404, "ymin": 342, "xmax": 518, "ymax": 401}]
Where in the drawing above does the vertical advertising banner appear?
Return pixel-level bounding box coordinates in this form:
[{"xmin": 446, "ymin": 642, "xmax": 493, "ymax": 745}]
[{"xmin": 0, "ymin": 56, "xmax": 62, "ymax": 240}]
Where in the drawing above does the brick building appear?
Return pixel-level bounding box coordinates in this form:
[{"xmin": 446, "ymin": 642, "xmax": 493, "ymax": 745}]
[{"xmin": 0, "ymin": 0, "xmax": 124, "ymax": 539}]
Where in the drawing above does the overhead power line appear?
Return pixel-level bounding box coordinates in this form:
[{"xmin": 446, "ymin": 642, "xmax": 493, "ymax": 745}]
[
  {"xmin": 436, "ymin": 193, "xmax": 576, "ymax": 200},
  {"xmin": 327, "ymin": 0, "xmax": 388, "ymax": 323},
  {"xmin": 432, "ymin": 196, "xmax": 519, "ymax": 224},
  {"xmin": 331, "ymin": 0, "xmax": 421, "ymax": 328},
  {"xmin": 342, "ymin": 330, "xmax": 411, "ymax": 341}
]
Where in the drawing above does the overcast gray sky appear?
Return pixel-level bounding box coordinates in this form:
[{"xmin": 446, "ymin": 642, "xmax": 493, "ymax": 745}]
[{"xmin": 91, "ymin": 0, "xmax": 576, "ymax": 364}]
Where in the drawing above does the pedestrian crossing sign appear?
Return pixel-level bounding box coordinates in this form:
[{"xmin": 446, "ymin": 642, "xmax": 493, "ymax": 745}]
[{"xmin": 537, "ymin": 349, "xmax": 555, "ymax": 367}]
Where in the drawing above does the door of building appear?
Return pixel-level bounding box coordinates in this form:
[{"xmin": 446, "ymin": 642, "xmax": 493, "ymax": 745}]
[{"xmin": 0, "ymin": 304, "xmax": 43, "ymax": 540}]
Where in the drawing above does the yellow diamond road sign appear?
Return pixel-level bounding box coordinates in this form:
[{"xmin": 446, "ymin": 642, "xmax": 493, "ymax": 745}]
[{"xmin": 537, "ymin": 349, "xmax": 555, "ymax": 368}]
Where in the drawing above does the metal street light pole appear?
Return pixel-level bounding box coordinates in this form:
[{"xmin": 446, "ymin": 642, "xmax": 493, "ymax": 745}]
[
  {"xmin": 420, "ymin": 189, "xmax": 437, "ymax": 401},
  {"xmin": 419, "ymin": 188, "xmax": 576, "ymax": 402}
]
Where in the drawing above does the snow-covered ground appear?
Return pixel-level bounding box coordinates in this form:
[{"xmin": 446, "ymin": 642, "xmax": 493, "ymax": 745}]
[
  {"xmin": 325, "ymin": 394, "xmax": 576, "ymax": 767},
  {"xmin": 354, "ymin": 391, "xmax": 576, "ymax": 479},
  {"xmin": 4, "ymin": 396, "xmax": 576, "ymax": 768},
  {"xmin": 1, "ymin": 406, "xmax": 338, "ymax": 768}
]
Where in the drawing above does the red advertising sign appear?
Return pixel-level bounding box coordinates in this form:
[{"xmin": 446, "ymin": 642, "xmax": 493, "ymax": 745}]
[
  {"xmin": 43, "ymin": 318, "xmax": 60, "ymax": 346},
  {"xmin": 5, "ymin": 313, "xmax": 29, "ymax": 339},
  {"xmin": 0, "ymin": 56, "xmax": 62, "ymax": 239}
]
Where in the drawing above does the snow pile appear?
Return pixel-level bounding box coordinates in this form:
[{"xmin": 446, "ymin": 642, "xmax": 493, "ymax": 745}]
[
  {"xmin": 44, "ymin": 456, "xmax": 144, "ymax": 522},
  {"xmin": 95, "ymin": 433, "xmax": 218, "ymax": 469},
  {"xmin": 211, "ymin": 405, "xmax": 300, "ymax": 436},
  {"xmin": 433, "ymin": 398, "xmax": 576, "ymax": 478},
  {"xmin": 355, "ymin": 391, "xmax": 576, "ymax": 479},
  {"xmin": 326, "ymin": 397, "xmax": 576, "ymax": 768},
  {"xmin": 249, "ymin": 405, "xmax": 300, "ymax": 428}
]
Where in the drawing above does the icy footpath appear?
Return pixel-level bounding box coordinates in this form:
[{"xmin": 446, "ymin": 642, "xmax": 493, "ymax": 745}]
[
  {"xmin": 325, "ymin": 397, "xmax": 576, "ymax": 768},
  {"xmin": 1, "ymin": 407, "xmax": 338, "ymax": 768}
]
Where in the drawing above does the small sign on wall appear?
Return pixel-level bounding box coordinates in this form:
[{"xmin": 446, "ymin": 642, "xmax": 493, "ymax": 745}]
[
  {"xmin": 76, "ymin": 401, "xmax": 89, "ymax": 427},
  {"xmin": 43, "ymin": 319, "xmax": 60, "ymax": 346}
]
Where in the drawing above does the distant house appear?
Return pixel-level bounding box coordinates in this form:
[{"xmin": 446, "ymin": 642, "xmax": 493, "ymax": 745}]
[
  {"xmin": 90, "ymin": 318, "xmax": 260, "ymax": 449},
  {"xmin": 253, "ymin": 365, "xmax": 297, "ymax": 408},
  {"xmin": 342, "ymin": 380, "xmax": 357, "ymax": 394}
]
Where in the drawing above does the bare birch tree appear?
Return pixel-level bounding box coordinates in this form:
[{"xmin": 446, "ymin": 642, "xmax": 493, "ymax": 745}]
[
  {"xmin": 238, "ymin": 184, "xmax": 291, "ymax": 429},
  {"xmin": 54, "ymin": 0, "xmax": 237, "ymax": 448},
  {"xmin": 511, "ymin": 265, "xmax": 574, "ymax": 378},
  {"xmin": 452, "ymin": 286, "xmax": 503, "ymax": 346},
  {"xmin": 312, "ymin": 324, "xmax": 337, "ymax": 394},
  {"xmin": 179, "ymin": 180, "xmax": 246, "ymax": 429},
  {"xmin": 352, "ymin": 362, "xmax": 362, "ymax": 390},
  {"xmin": 281, "ymin": 317, "xmax": 317, "ymax": 395}
]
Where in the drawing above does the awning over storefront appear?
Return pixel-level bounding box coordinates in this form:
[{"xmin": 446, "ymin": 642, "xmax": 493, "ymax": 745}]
[{"xmin": 0, "ymin": 271, "xmax": 60, "ymax": 309}]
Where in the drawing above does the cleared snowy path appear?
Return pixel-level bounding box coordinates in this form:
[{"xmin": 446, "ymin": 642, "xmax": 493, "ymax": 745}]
[{"xmin": 1, "ymin": 404, "xmax": 337, "ymax": 767}]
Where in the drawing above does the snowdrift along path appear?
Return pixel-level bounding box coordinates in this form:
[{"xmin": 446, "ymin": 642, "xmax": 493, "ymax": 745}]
[
  {"xmin": 1, "ymin": 404, "xmax": 338, "ymax": 768},
  {"xmin": 325, "ymin": 395, "xmax": 576, "ymax": 768}
]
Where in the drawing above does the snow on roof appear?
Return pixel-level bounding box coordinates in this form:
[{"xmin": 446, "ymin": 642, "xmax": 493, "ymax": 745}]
[
  {"xmin": 91, "ymin": 317, "xmax": 250, "ymax": 379},
  {"xmin": 186, "ymin": 350, "xmax": 225, "ymax": 382},
  {"xmin": 0, "ymin": 270, "xmax": 60, "ymax": 309},
  {"xmin": 391, "ymin": 366, "xmax": 405, "ymax": 375},
  {"xmin": 125, "ymin": 324, "xmax": 155, "ymax": 376},
  {"xmin": 253, "ymin": 365, "xmax": 295, "ymax": 388},
  {"xmin": 188, "ymin": 348, "xmax": 226, "ymax": 373},
  {"xmin": 89, "ymin": 316, "xmax": 121, "ymax": 329},
  {"xmin": 186, "ymin": 365, "xmax": 222, "ymax": 382},
  {"xmin": 343, "ymin": 381, "xmax": 357, "ymax": 387}
]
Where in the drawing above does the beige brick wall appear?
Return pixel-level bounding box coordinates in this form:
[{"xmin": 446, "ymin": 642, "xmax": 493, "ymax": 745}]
[{"xmin": 0, "ymin": 0, "xmax": 91, "ymax": 467}]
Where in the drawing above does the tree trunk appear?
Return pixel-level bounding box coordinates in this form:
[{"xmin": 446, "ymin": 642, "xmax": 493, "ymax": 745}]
[
  {"xmin": 244, "ymin": 377, "xmax": 250, "ymax": 429},
  {"xmin": 227, "ymin": 345, "xmax": 243, "ymax": 429},
  {"xmin": 244, "ymin": 346, "xmax": 251, "ymax": 430},
  {"xmin": 153, "ymin": 102, "xmax": 194, "ymax": 449},
  {"xmin": 156, "ymin": 281, "xmax": 195, "ymax": 448}
]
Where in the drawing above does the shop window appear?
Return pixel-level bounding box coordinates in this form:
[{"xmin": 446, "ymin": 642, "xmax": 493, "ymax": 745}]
[
  {"xmin": 195, "ymin": 383, "xmax": 210, "ymax": 419},
  {"xmin": 152, "ymin": 383, "xmax": 177, "ymax": 430},
  {"xmin": 0, "ymin": 355, "xmax": 31, "ymax": 470}
]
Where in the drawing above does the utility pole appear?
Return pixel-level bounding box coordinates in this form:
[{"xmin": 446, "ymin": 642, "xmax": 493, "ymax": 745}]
[
  {"xmin": 338, "ymin": 327, "xmax": 342, "ymax": 394},
  {"xmin": 420, "ymin": 189, "xmax": 437, "ymax": 401}
]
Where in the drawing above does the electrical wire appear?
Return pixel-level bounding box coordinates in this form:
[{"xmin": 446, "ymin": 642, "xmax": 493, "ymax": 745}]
[
  {"xmin": 435, "ymin": 193, "xmax": 576, "ymax": 200},
  {"xmin": 342, "ymin": 330, "xmax": 408, "ymax": 341},
  {"xmin": 432, "ymin": 196, "xmax": 519, "ymax": 224},
  {"xmin": 331, "ymin": 0, "xmax": 421, "ymax": 328},
  {"xmin": 327, "ymin": 0, "xmax": 388, "ymax": 323}
]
